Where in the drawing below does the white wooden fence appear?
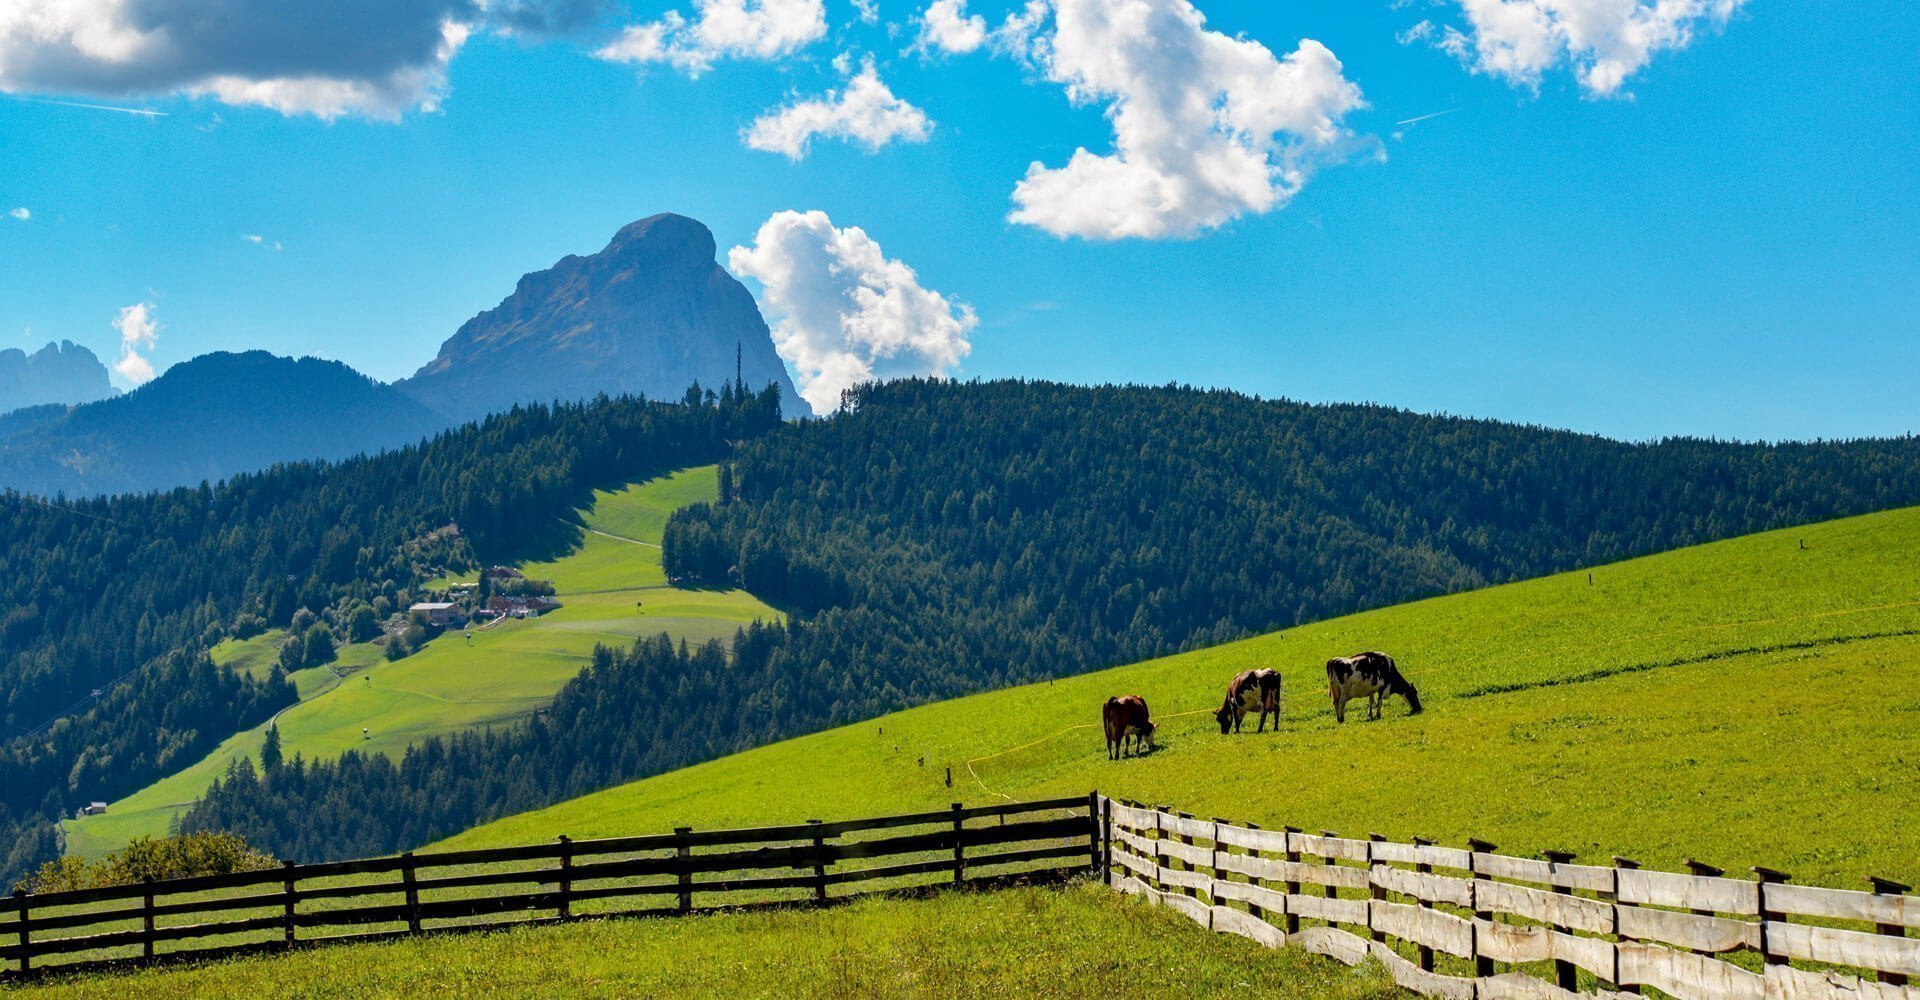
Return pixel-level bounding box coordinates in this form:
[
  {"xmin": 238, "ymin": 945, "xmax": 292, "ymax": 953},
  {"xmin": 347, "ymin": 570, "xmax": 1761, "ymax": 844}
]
[{"xmin": 1096, "ymin": 796, "xmax": 1919, "ymax": 999}]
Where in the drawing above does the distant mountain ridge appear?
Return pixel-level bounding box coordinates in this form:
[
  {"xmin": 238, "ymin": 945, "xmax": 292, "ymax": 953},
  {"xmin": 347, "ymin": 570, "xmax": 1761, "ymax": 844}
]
[
  {"xmin": 0, "ymin": 341, "xmax": 115, "ymax": 413},
  {"xmin": 400, "ymin": 214, "xmax": 803, "ymax": 422},
  {"xmin": 0, "ymin": 352, "xmax": 447, "ymax": 497}
]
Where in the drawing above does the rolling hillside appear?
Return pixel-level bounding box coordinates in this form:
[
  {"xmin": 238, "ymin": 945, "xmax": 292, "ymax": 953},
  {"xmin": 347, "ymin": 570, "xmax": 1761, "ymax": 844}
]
[
  {"xmin": 60, "ymin": 467, "xmax": 778, "ymax": 859},
  {"xmin": 437, "ymin": 504, "xmax": 1920, "ymax": 889}
]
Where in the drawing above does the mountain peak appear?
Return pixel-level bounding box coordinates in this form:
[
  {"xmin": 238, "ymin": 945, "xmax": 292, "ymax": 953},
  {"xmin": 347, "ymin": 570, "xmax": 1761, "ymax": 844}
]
[
  {"xmin": 400, "ymin": 214, "xmax": 802, "ymax": 422},
  {"xmin": 0, "ymin": 339, "xmax": 116, "ymax": 414}
]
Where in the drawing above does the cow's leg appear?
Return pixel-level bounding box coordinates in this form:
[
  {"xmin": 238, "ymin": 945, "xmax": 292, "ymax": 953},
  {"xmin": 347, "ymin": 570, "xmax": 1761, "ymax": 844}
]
[{"xmin": 1334, "ymin": 696, "xmax": 1345, "ymax": 724}]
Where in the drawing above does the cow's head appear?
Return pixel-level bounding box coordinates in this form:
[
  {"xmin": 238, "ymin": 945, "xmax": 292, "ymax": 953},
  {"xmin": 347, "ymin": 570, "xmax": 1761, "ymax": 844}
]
[
  {"xmin": 1141, "ymin": 720, "xmax": 1158, "ymax": 750},
  {"xmin": 1215, "ymin": 702, "xmax": 1236, "ymax": 734}
]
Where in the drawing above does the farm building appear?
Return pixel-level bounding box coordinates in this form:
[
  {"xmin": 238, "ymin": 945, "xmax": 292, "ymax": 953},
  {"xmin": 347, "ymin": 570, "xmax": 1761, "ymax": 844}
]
[
  {"xmin": 76, "ymin": 802, "xmax": 106, "ymax": 818},
  {"xmin": 485, "ymin": 595, "xmax": 562, "ymax": 619},
  {"xmin": 408, "ymin": 602, "xmax": 467, "ymax": 627}
]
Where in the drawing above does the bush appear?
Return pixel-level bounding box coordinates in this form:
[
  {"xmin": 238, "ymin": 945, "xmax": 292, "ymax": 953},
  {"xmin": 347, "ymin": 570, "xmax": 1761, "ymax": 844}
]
[
  {"xmin": 22, "ymin": 832, "xmax": 277, "ymax": 894},
  {"xmin": 231, "ymin": 613, "xmax": 268, "ymax": 640}
]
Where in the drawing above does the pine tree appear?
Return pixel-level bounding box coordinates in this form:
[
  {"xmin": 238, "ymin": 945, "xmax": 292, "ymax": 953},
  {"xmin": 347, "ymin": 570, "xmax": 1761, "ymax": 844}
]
[{"xmin": 260, "ymin": 725, "xmax": 283, "ymax": 772}]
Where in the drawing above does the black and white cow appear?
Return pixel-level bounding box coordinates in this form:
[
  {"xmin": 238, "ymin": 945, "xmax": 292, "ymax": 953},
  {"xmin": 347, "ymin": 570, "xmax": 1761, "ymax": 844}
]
[
  {"xmin": 1215, "ymin": 668, "xmax": 1283, "ymax": 734},
  {"xmin": 1325, "ymin": 652, "xmax": 1423, "ymax": 722}
]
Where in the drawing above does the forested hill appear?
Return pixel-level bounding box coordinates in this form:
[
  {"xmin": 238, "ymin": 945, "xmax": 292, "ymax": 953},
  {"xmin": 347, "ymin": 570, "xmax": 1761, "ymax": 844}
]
[
  {"xmin": 179, "ymin": 379, "xmax": 1920, "ymax": 866},
  {"xmin": 667, "ymin": 380, "xmax": 1920, "ymax": 698},
  {"xmin": 0, "ymin": 384, "xmax": 782, "ymax": 885}
]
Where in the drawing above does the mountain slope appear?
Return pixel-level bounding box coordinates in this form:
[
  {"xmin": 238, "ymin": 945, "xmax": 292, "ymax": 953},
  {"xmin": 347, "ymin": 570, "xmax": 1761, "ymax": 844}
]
[
  {"xmin": 401, "ymin": 213, "xmax": 804, "ymax": 421},
  {"xmin": 442, "ymin": 504, "xmax": 1920, "ymax": 889},
  {"xmin": 0, "ymin": 340, "xmax": 115, "ymax": 413},
  {"xmin": 0, "ymin": 352, "xmax": 450, "ymax": 497}
]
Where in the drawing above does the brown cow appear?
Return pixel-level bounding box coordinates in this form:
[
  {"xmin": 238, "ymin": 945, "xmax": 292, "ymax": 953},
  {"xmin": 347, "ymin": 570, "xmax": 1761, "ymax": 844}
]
[
  {"xmin": 1326, "ymin": 651, "xmax": 1423, "ymax": 722},
  {"xmin": 1215, "ymin": 668, "xmax": 1283, "ymax": 734},
  {"xmin": 1102, "ymin": 695, "xmax": 1157, "ymax": 759}
]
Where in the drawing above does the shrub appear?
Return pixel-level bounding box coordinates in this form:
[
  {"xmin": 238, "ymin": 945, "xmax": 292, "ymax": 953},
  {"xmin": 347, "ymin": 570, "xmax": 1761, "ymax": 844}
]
[{"xmin": 22, "ymin": 832, "xmax": 277, "ymax": 894}]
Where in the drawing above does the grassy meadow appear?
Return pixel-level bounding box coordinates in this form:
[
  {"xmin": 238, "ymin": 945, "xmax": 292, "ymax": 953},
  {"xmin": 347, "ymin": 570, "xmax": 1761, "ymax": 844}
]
[
  {"xmin": 3, "ymin": 883, "xmax": 1398, "ymax": 999},
  {"xmin": 435, "ymin": 505, "xmax": 1920, "ymax": 889},
  {"xmin": 61, "ymin": 467, "xmax": 778, "ymax": 859}
]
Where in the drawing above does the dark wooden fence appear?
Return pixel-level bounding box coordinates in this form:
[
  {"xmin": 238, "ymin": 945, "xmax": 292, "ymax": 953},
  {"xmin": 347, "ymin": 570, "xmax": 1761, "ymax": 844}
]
[
  {"xmin": 0, "ymin": 795, "xmax": 1096, "ymax": 980},
  {"xmin": 1099, "ymin": 796, "xmax": 1920, "ymax": 1000}
]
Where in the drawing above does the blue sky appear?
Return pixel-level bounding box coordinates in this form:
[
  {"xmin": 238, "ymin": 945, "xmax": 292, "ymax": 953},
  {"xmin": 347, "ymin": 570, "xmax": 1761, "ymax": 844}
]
[{"xmin": 1, "ymin": 1, "xmax": 1915, "ymax": 439}]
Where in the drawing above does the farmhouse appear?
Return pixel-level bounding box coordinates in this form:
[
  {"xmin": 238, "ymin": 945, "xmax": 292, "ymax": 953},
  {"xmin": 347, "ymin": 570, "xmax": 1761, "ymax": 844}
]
[
  {"xmin": 483, "ymin": 566, "xmax": 524, "ymax": 581},
  {"xmin": 485, "ymin": 595, "xmax": 562, "ymax": 619},
  {"xmin": 409, "ymin": 602, "xmax": 467, "ymax": 627},
  {"xmin": 76, "ymin": 802, "xmax": 106, "ymax": 818}
]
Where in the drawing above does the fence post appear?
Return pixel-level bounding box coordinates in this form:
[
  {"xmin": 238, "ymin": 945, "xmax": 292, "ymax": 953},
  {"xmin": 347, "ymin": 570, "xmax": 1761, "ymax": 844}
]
[
  {"xmin": 1100, "ymin": 798, "xmax": 1114, "ymax": 887},
  {"xmin": 1612, "ymin": 856, "xmax": 1642, "ymax": 994},
  {"xmin": 676, "ymin": 827, "xmax": 694, "ymax": 913},
  {"xmin": 1753, "ymin": 867, "xmax": 1790, "ymax": 967},
  {"xmin": 1544, "ymin": 849, "xmax": 1580, "ymax": 991},
  {"xmin": 556, "ymin": 836, "xmax": 573, "ymax": 921},
  {"xmin": 809, "ymin": 820, "xmax": 828, "ymax": 905},
  {"xmin": 402, "ymin": 852, "xmax": 422, "ymax": 934},
  {"xmin": 1088, "ymin": 792, "xmax": 1103, "ymax": 875},
  {"xmin": 1320, "ymin": 831, "xmax": 1341, "ymax": 912},
  {"xmin": 1868, "ymin": 877, "xmax": 1912, "ymax": 986},
  {"xmin": 1467, "ymin": 838, "xmax": 1497, "ymax": 979},
  {"xmin": 11, "ymin": 889, "xmax": 28, "ymax": 975},
  {"xmin": 141, "ymin": 876, "xmax": 157, "ymax": 963},
  {"xmin": 1179, "ymin": 812, "xmax": 1201, "ymax": 902},
  {"xmin": 281, "ymin": 859, "xmax": 298, "ymax": 949},
  {"xmin": 1367, "ymin": 834, "xmax": 1388, "ymax": 945},
  {"xmin": 1683, "ymin": 859, "xmax": 1723, "ymax": 957},
  {"xmin": 1283, "ymin": 826, "xmax": 1302, "ymax": 936},
  {"xmin": 950, "ymin": 804, "xmax": 965, "ymax": 887},
  {"xmin": 1412, "ymin": 836, "xmax": 1436, "ymax": 973},
  {"xmin": 1242, "ymin": 822, "xmax": 1266, "ymax": 924}
]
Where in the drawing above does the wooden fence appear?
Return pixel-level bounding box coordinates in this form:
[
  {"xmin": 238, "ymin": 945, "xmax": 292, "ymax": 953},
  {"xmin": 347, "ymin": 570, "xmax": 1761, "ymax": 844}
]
[
  {"xmin": 0, "ymin": 796, "xmax": 1096, "ymax": 980},
  {"xmin": 1097, "ymin": 796, "xmax": 1920, "ymax": 1000}
]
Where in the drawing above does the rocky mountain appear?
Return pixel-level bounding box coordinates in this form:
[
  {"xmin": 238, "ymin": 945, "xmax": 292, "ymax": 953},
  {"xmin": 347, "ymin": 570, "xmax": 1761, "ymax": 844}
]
[
  {"xmin": 0, "ymin": 341, "xmax": 115, "ymax": 413},
  {"xmin": 0, "ymin": 351, "xmax": 449, "ymax": 497},
  {"xmin": 400, "ymin": 214, "xmax": 804, "ymax": 421}
]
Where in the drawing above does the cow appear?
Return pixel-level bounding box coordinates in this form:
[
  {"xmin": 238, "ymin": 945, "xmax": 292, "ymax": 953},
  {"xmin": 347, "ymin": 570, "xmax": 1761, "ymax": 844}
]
[
  {"xmin": 1215, "ymin": 668, "xmax": 1283, "ymax": 734},
  {"xmin": 1103, "ymin": 695, "xmax": 1158, "ymax": 759},
  {"xmin": 1325, "ymin": 651, "xmax": 1423, "ymax": 722}
]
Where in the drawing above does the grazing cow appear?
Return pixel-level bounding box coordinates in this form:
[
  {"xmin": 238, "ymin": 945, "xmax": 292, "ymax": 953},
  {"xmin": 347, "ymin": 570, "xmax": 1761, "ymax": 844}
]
[
  {"xmin": 1215, "ymin": 668, "xmax": 1283, "ymax": 734},
  {"xmin": 1325, "ymin": 652, "xmax": 1423, "ymax": 722},
  {"xmin": 1102, "ymin": 695, "xmax": 1158, "ymax": 759}
]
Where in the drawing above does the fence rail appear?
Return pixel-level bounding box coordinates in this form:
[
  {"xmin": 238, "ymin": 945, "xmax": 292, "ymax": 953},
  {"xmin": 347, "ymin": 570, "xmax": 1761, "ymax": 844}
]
[
  {"xmin": 1096, "ymin": 796, "xmax": 1920, "ymax": 1000},
  {"xmin": 0, "ymin": 795, "xmax": 1096, "ymax": 980}
]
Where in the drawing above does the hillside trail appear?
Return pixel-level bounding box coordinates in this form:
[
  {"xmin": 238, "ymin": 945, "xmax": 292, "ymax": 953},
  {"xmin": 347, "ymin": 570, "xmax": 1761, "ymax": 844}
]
[{"xmin": 554, "ymin": 516, "xmax": 661, "ymax": 549}]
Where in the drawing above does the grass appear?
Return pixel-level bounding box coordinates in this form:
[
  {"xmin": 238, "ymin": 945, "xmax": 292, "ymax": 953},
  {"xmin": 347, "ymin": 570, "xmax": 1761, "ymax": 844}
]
[
  {"xmin": 60, "ymin": 467, "xmax": 779, "ymax": 859},
  {"xmin": 4, "ymin": 882, "xmax": 1400, "ymax": 999},
  {"xmin": 435, "ymin": 505, "xmax": 1920, "ymax": 890},
  {"xmin": 19, "ymin": 505, "xmax": 1920, "ymax": 995}
]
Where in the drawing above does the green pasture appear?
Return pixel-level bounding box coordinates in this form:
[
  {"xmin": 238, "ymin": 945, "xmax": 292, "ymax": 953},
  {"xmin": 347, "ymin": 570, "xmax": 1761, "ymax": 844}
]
[
  {"xmin": 60, "ymin": 467, "xmax": 778, "ymax": 859},
  {"xmin": 442, "ymin": 505, "xmax": 1920, "ymax": 890},
  {"xmin": 3, "ymin": 882, "xmax": 1396, "ymax": 998}
]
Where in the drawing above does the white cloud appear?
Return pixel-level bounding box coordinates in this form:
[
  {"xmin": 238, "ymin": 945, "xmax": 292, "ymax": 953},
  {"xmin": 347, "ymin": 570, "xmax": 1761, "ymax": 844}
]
[
  {"xmin": 0, "ymin": 1, "xmax": 476, "ymax": 121},
  {"xmin": 916, "ymin": 0, "xmax": 987, "ymax": 54},
  {"xmin": 7, "ymin": 207, "xmax": 27, "ymax": 221},
  {"xmin": 1004, "ymin": 0, "xmax": 1366, "ymax": 240},
  {"xmin": 914, "ymin": 0, "xmax": 1047, "ymax": 56},
  {"xmin": 728, "ymin": 210, "xmax": 974, "ymax": 414},
  {"xmin": 242, "ymin": 233, "xmax": 283, "ymax": 250},
  {"xmin": 1421, "ymin": 0, "xmax": 1746, "ymax": 97},
  {"xmin": 745, "ymin": 58, "xmax": 931, "ymax": 159},
  {"xmin": 595, "ymin": 0, "xmax": 827, "ymax": 75},
  {"xmin": 852, "ymin": 0, "xmax": 880, "ymax": 25},
  {"xmin": 111, "ymin": 301, "xmax": 159, "ymax": 386}
]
